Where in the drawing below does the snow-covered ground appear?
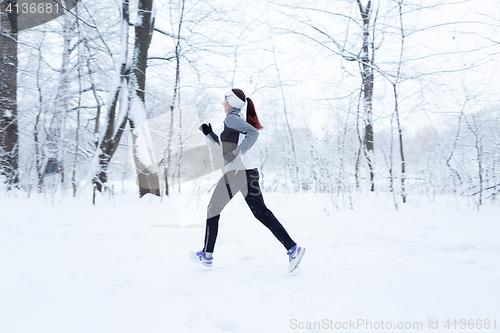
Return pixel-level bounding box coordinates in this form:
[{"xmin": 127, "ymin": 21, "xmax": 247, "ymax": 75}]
[{"xmin": 1, "ymin": 189, "xmax": 499, "ymax": 333}]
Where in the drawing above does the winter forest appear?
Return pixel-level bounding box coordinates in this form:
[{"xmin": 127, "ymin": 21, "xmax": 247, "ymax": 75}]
[
  {"xmin": 1, "ymin": 0, "xmax": 500, "ymax": 332},
  {"xmin": 0, "ymin": 0, "xmax": 498, "ymax": 206}
]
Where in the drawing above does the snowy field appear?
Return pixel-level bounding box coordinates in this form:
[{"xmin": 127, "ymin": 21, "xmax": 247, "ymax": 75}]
[{"xmin": 1, "ymin": 188, "xmax": 499, "ymax": 333}]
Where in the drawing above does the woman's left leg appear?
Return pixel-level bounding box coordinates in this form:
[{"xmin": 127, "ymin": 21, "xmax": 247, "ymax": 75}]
[
  {"xmin": 243, "ymin": 169, "xmax": 296, "ymax": 251},
  {"xmin": 204, "ymin": 170, "xmax": 248, "ymax": 253}
]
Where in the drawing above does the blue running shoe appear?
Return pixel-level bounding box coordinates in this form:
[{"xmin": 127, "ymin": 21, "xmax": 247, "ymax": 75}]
[
  {"xmin": 189, "ymin": 250, "xmax": 213, "ymax": 267},
  {"xmin": 287, "ymin": 245, "xmax": 305, "ymax": 273}
]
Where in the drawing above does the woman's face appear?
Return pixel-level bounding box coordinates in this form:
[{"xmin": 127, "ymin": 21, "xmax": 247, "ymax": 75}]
[{"xmin": 223, "ymin": 97, "xmax": 231, "ymax": 113}]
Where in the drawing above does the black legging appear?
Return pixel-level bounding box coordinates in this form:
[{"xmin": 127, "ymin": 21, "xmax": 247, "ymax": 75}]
[{"xmin": 203, "ymin": 168, "xmax": 296, "ymax": 253}]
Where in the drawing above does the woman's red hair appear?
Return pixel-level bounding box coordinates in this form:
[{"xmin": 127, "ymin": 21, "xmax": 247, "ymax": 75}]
[{"xmin": 231, "ymin": 88, "xmax": 263, "ymax": 130}]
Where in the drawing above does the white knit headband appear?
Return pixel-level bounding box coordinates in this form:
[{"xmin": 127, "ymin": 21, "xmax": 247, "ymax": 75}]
[{"xmin": 225, "ymin": 89, "xmax": 246, "ymax": 109}]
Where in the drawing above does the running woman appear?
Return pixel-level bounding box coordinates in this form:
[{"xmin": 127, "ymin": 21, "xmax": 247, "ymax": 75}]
[{"xmin": 189, "ymin": 88, "xmax": 305, "ymax": 273}]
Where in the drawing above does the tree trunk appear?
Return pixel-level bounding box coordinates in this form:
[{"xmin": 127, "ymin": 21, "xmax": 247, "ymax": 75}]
[
  {"xmin": 34, "ymin": 34, "xmax": 46, "ymax": 192},
  {"xmin": 357, "ymin": 0, "xmax": 375, "ymax": 192},
  {"xmin": 73, "ymin": 7, "xmax": 82, "ymax": 197},
  {"xmin": 0, "ymin": 0, "xmax": 19, "ymax": 188},
  {"xmin": 129, "ymin": 0, "xmax": 160, "ymax": 197},
  {"xmin": 395, "ymin": 0, "xmax": 406, "ymax": 203},
  {"xmin": 393, "ymin": 84, "xmax": 406, "ymax": 203}
]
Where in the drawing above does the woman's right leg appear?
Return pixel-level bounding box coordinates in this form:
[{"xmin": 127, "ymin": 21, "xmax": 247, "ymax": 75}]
[{"xmin": 243, "ymin": 169, "xmax": 297, "ymax": 251}]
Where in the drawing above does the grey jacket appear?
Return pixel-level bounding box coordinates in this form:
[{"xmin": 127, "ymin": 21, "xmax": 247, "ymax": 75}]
[{"xmin": 220, "ymin": 108, "xmax": 259, "ymax": 171}]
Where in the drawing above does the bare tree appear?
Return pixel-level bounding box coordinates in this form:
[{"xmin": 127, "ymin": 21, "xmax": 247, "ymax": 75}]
[
  {"xmin": 391, "ymin": 0, "xmax": 406, "ymax": 203},
  {"xmin": 269, "ymin": 0, "xmax": 380, "ymax": 191},
  {"xmin": 47, "ymin": 13, "xmax": 76, "ymax": 187},
  {"xmin": 93, "ymin": 0, "xmax": 131, "ymax": 193},
  {"xmin": 0, "ymin": 0, "xmax": 19, "ymax": 188},
  {"xmin": 128, "ymin": 0, "xmax": 160, "ymax": 197},
  {"xmin": 33, "ymin": 30, "xmax": 48, "ymax": 192},
  {"xmin": 93, "ymin": 0, "xmax": 160, "ymax": 197},
  {"xmin": 164, "ymin": 0, "xmax": 185, "ymax": 196},
  {"xmin": 72, "ymin": 5, "xmax": 83, "ymax": 196},
  {"xmin": 357, "ymin": 0, "xmax": 376, "ymax": 192}
]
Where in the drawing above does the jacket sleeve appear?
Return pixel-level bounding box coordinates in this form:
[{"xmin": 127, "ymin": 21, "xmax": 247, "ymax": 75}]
[
  {"xmin": 224, "ymin": 114, "xmax": 259, "ymax": 155},
  {"xmin": 206, "ymin": 131, "xmax": 220, "ymax": 145}
]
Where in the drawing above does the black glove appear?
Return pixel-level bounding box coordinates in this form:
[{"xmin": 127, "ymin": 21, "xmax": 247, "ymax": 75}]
[
  {"xmin": 223, "ymin": 147, "xmax": 241, "ymax": 164},
  {"xmin": 200, "ymin": 123, "xmax": 220, "ymax": 145},
  {"xmin": 200, "ymin": 123, "xmax": 213, "ymax": 135}
]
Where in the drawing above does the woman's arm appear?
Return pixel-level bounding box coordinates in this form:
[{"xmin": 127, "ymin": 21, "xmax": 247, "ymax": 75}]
[
  {"xmin": 200, "ymin": 123, "xmax": 220, "ymax": 145},
  {"xmin": 224, "ymin": 113, "xmax": 259, "ymax": 155}
]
